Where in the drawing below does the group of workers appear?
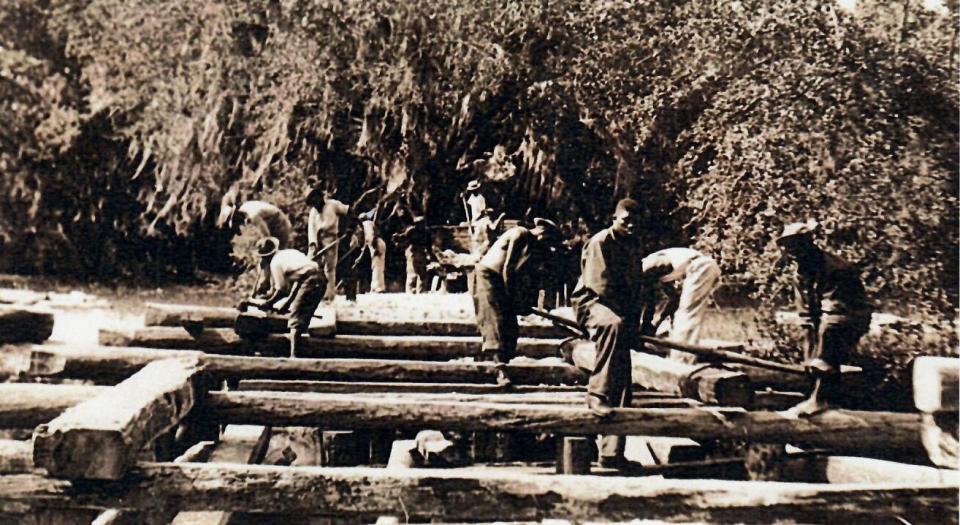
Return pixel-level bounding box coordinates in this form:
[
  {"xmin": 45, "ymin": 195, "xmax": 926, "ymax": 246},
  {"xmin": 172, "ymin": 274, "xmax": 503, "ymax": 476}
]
[
  {"xmin": 468, "ymin": 198, "xmax": 873, "ymax": 467},
  {"xmin": 220, "ymin": 180, "xmax": 875, "ymax": 459}
]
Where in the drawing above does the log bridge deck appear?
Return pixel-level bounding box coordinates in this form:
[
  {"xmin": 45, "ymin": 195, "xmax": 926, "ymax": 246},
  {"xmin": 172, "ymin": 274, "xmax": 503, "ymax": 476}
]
[{"xmin": 0, "ymin": 301, "xmax": 954, "ymax": 523}]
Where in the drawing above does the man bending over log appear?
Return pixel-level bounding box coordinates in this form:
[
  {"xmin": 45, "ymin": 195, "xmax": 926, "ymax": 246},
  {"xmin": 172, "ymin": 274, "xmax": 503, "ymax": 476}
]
[
  {"xmin": 472, "ymin": 218, "xmax": 561, "ymax": 386},
  {"xmin": 241, "ymin": 237, "xmax": 326, "ymax": 358},
  {"xmin": 777, "ymin": 220, "xmax": 874, "ymax": 417},
  {"xmin": 642, "ymin": 247, "xmax": 721, "ymax": 362},
  {"xmin": 571, "ymin": 198, "xmax": 655, "ymax": 468}
]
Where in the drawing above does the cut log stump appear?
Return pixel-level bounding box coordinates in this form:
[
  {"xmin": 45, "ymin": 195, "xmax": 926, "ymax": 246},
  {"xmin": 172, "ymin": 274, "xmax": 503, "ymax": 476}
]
[{"xmin": 32, "ymin": 357, "xmax": 204, "ymax": 479}]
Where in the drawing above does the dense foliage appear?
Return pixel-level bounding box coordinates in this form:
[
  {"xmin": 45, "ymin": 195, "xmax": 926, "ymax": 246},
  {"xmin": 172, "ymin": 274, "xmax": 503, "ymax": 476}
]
[{"xmin": 1, "ymin": 0, "xmax": 956, "ymax": 327}]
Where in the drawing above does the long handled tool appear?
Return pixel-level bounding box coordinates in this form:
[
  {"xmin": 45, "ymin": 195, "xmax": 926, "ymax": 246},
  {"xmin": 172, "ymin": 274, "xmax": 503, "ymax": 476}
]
[{"xmin": 529, "ymin": 307, "xmax": 808, "ymax": 376}]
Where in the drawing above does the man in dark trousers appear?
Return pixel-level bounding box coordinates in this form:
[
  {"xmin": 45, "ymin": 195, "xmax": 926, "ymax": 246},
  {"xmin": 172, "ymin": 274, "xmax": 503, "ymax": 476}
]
[
  {"xmin": 571, "ymin": 198, "xmax": 654, "ymax": 468},
  {"xmin": 472, "ymin": 218, "xmax": 561, "ymax": 386},
  {"xmin": 777, "ymin": 220, "xmax": 874, "ymax": 416},
  {"xmin": 394, "ymin": 215, "xmax": 432, "ymax": 293},
  {"xmin": 243, "ymin": 237, "xmax": 326, "ymax": 358}
]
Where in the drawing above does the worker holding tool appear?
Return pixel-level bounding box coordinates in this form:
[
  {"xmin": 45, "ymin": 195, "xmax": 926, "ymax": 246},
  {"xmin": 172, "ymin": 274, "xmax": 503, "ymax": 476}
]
[
  {"xmin": 306, "ymin": 188, "xmax": 351, "ymax": 302},
  {"xmin": 571, "ymin": 198, "xmax": 655, "ymax": 468},
  {"xmin": 472, "ymin": 218, "xmax": 561, "ymax": 386},
  {"xmin": 358, "ymin": 209, "xmax": 387, "ymax": 293},
  {"xmin": 240, "ymin": 237, "xmax": 325, "ymax": 358},
  {"xmin": 217, "ymin": 188, "xmax": 295, "ymax": 249},
  {"xmin": 641, "ymin": 247, "xmax": 721, "ymax": 362},
  {"xmin": 776, "ymin": 219, "xmax": 874, "ymax": 417},
  {"xmin": 393, "ymin": 215, "xmax": 433, "ymax": 294}
]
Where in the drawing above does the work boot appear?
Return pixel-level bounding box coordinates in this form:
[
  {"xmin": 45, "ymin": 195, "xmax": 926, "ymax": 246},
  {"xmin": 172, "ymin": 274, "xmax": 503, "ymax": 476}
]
[
  {"xmin": 586, "ymin": 395, "xmax": 614, "ymax": 418},
  {"xmin": 492, "ymin": 350, "xmax": 512, "ymax": 388}
]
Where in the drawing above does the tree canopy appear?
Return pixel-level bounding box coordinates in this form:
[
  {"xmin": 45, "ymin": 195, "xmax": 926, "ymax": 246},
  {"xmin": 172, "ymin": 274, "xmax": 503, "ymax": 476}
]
[{"xmin": 1, "ymin": 0, "xmax": 956, "ymax": 319}]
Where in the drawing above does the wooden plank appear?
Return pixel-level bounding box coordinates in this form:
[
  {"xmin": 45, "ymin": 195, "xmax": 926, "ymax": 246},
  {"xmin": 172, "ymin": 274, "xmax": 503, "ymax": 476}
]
[
  {"xmin": 170, "ymin": 425, "xmax": 272, "ymax": 525},
  {"xmin": 0, "ymin": 383, "xmax": 107, "ymax": 428},
  {"xmin": 100, "ymin": 328, "xmax": 563, "ymax": 360},
  {"xmin": 32, "ymin": 358, "xmax": 204, "ymax": 479},
  {"xmin": 0, "ymin": 306, "xmax": 54, "ymax": 344},
  {"xmin": 0, "ymin": 440, "xmax": 31, "ymax": 474},
  {"xmin": 914, "ymin": 356, "xmax": 960, "ymax": 413},
  {"xmin": 566, "ymin": 339, "xmax": 752, "ymax": 406},
  {"xmin": 15, "ymin": 344, "xmax": 585, "ymax": 385},
  {"xmin": 202, "ymin": 391, "xmax": 924, "ymax": 454},
  {"xmin": 0, "ymin": 463, "xmax": 954, "ymax": 523},
  {"xmin": 143, "ymin": 302, "xmax": 567, "ymax": 338}
]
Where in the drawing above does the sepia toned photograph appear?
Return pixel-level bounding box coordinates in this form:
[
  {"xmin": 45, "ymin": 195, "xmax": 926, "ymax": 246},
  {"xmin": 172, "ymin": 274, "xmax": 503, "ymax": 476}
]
[{"xmin": 0, "ymin": 0, "xmax": 957, "ymax": 523}]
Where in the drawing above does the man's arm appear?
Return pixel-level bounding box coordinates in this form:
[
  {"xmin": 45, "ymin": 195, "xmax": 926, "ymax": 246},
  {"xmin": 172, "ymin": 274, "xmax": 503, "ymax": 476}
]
[
  {"xmin": 260, "ymin": 264, "xmax": 289, "ymax": 311},
  {"xmin": 502, "ymin": 231, "xmax": 538, "ymax": 313},
  {"xmin": 579, "ymin": 236, "xmax": 610, "ymax": 300}
]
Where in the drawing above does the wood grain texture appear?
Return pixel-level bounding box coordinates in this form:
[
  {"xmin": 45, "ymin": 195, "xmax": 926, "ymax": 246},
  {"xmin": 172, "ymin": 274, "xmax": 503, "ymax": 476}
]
[
  {"xmin": 32, "ymin": 358, "xmax": 203, "ymax": 479},
  {"xmin": 0, "ymin": 463, "xmax": 954, "ymax": 523}
]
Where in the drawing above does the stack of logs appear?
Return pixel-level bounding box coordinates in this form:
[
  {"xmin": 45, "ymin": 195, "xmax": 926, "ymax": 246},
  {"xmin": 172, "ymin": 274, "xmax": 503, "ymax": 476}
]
[{"xmin": 0, "ymin": 299, "xmax": 956, "ymax": 524}]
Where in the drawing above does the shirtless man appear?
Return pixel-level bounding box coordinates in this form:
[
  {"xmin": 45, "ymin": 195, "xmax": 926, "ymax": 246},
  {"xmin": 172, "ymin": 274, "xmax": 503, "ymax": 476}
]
[{"xmin": 472, "ymin": 218, "xmax": 560, "ymax": 386}]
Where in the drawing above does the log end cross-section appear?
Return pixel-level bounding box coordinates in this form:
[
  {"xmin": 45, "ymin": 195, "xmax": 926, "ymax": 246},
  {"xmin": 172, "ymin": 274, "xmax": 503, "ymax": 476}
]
[{"xmin": 32, "ymin": 357, "xmax": 204, "ymax": 480}]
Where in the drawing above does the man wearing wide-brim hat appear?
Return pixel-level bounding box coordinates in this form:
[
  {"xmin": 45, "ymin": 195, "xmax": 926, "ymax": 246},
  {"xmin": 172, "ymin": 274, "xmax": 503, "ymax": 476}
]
[
  {"xmin": 776, "ymin": 219, "xmax": 874, "ymax": 417},
  {"xmin": 244, "ymin": 237, "xmax": 325, "ymax": 358},
  {"xmin": 471, "ymin": 217, "xmax": 563, "ymax": 386}
]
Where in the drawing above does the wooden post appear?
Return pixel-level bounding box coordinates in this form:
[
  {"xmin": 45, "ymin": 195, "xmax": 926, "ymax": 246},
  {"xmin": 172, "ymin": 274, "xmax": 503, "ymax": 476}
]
[
  {"xmin": 33, "ymin": 357, "xmax": 204, "ymax": 479},
  {"xmin": 0, "ymin": 462, "xmax": 955, "ymax": 522},
  {"xmin": 557, "ymin": 436, "xmax": 592, "ymax": 474}
]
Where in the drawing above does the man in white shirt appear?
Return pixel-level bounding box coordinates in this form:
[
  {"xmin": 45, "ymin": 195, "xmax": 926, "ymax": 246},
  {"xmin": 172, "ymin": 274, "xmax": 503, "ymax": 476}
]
[
  {"xmin": 360, "ymin": 210, "xmax": 386, "ymax": 293},
  {"xmin": 306, "ymin": 188, "xmax": 351, "ymax": 301},
  {"xmin": 641, "ymin": 247, "xmax": 721, "ymax": 362},
  {"xmin": 245, "ymin": 237, "xmax": 325, "ymax": 358},
  {"xmin": 217, "ymin": 189, "xmax": 294, "ymax": 248},
  {"xmin": 465, "ymin": 179, "xmax": 487, "ymax": 224}
]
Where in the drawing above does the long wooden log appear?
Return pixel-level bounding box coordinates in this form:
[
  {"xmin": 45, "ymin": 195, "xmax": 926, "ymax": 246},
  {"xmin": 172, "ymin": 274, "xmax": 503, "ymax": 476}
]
[
  {"xmin": 14, "ymin": 344, "xmax": 585, "ymax": 385},
  {"xmin": 203, "ymin": 391, "xmax": 923, "ymax": 454},
  {"xmin": 235, "ymin": 381, "xmax": 698, "ymax": 408},
  {"xmin": 33, "ymin": 358, "xmax": 204, "ymax": 479},
  {"xmin": 0, "ymin": 383, "xmax": 107, "ymax": 428},
  {"xmin": 0, "ymin": 306, "xmax": 54, "ymax": 344},
  {"xmin": 565, "ymin": 339, "xmax": 752, "ymax": 406},
  {"xmin": 0, "ymin": 463, "xmax": 954, "ymax": 523},
  {"xmin": 100, "ymin": 327, "xmax": 562, "ymax": 360},
  {"xmin": 143, "ymin": 302, "xmax": 567, "ymax": 338}
]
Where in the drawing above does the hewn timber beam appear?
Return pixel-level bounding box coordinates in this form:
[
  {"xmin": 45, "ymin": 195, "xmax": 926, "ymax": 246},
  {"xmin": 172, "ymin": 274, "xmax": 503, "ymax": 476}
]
[
  {"xmin": 203, "ymin": 391, "xmax": 923, "ymax": 454},
  {"xmin": 0, "ymin": 383, "xmax": 107, "ymax": 428},
  {"xmin": 143, "ymin": 302, "xmax": 567, "ymax": 338},
  {"xmin": 33, "ymin": 358, "xmax": 204, "ymax": 479},
  {"xmin": 0, "ymin": 462, "xmax": 954, "ymax": 523},
  {"xmin": 12, "ymin": 344, "xmax": 585, "ymax": 385},
  {"xmin": 100, "ymin": 327, "xmax": 563, "ymax": 360},
  {"xmin": 782, "ymin": 454, "xmax": 960, "ymax": 484},
  {"xmin": 235, "ymin": 380, "xmax": 701, "ymax": 408},
  {"xmin": 564, "ymin": 339, "xmax": 753, "ymax": 406}
]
